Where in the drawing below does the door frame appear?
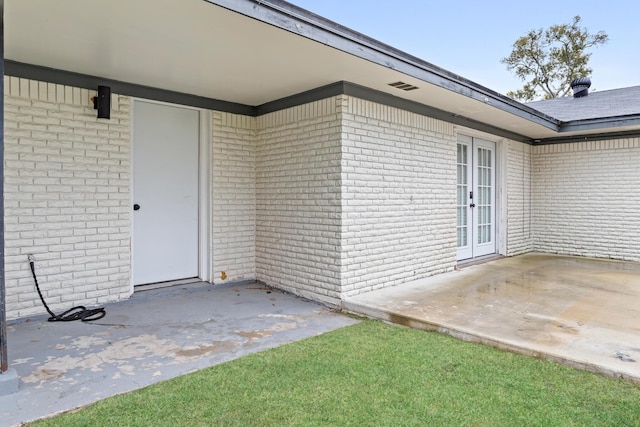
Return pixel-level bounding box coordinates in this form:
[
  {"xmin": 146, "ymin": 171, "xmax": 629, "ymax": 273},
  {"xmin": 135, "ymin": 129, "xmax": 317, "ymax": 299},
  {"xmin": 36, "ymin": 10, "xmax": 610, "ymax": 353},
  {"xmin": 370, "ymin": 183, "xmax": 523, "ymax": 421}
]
[
  {"xmin": 456, "ymin": 128, "xmax": 505, "ymax": 262},
  {"xmin": 129, "ymin": 99, "xmax": 211, "ymax": 292}
]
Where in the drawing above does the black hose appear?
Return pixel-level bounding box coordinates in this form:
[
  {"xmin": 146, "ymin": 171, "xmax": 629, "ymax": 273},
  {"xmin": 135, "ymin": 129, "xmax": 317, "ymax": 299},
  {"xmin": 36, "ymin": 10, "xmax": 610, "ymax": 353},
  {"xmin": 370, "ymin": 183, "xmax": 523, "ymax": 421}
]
[{"xmin": 29, "ymin": 260, "xmax": 106, "ymax": 322}]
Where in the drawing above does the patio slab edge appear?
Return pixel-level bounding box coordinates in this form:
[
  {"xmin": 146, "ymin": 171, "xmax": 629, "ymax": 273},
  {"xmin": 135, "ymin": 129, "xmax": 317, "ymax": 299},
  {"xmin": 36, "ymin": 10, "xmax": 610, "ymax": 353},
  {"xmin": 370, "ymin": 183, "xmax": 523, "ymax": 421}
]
[
  {"xmin": 342, "ymin": 300, "xmax": 640, "ymax": 386},
  {"xmin": 0, "ymin": 369, "xmax": 19, "ymax": 396}
]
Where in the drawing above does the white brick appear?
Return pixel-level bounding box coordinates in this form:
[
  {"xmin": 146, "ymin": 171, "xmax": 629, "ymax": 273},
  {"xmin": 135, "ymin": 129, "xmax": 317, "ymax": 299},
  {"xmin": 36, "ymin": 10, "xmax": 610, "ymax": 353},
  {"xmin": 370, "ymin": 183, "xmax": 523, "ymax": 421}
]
[
  {"xmin": 4, "ymin": 76, "xmax": 132, "ymax": 320},
  {"xmin": 256, "ymin": 98, "xmax": 340, "ymax": 303},
  {"xmin": 340, "ymin": 97, "xmax": 457, "ymax": 298},
  {"xmin": 8, "ymin": 76, "xmax": 634, "ymax": 322},
  {"xmin": 532, "ymin": 139, "xmax": 640, "ymax": 262},
  {"xmin": 211, "ymin": 111, "xmax": 257, "ymax": 285},
  {"xmin": 506, "ymin": 140, "xmax": 534, "ymax": 255}
]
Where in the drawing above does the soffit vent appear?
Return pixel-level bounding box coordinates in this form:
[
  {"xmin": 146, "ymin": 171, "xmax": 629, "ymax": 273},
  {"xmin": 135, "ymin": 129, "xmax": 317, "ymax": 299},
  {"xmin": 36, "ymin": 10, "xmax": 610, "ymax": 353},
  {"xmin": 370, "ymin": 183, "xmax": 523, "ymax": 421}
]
[{"xmin": 388, "ymin": 81, "xmax": 419, "ymax": 91}]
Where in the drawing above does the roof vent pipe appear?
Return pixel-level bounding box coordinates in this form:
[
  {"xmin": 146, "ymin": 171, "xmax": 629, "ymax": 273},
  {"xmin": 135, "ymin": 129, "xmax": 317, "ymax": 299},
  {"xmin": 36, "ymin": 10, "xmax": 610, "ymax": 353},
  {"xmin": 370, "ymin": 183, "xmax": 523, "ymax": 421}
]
[{"xmin": 570, "ymin": 77, "xmax": 591, "ymax": 98}]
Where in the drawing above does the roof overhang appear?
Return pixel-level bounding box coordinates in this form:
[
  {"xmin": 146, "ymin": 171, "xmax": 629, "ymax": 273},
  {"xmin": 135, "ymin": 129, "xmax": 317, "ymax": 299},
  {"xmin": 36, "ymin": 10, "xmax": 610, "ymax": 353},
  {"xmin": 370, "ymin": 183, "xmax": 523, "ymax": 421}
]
[
  {"xmin": 559, "ymin": 115, "xmax": 640, "ymax": 134},
  {"xmin": 5, "ymin": 0, "xmax": 639, "ymax": 142}
]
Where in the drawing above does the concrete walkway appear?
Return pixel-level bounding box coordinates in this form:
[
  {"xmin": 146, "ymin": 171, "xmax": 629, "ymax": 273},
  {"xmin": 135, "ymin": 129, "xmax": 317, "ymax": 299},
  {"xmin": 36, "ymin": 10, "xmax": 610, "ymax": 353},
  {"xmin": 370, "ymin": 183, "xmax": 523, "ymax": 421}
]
[
  {"xmin": 345, "ymin": 253, "xmax": 640, "ymax": 384},
  {"xmin": 0, "ymin": 282, "xmax": 357, "ymax": 426}
]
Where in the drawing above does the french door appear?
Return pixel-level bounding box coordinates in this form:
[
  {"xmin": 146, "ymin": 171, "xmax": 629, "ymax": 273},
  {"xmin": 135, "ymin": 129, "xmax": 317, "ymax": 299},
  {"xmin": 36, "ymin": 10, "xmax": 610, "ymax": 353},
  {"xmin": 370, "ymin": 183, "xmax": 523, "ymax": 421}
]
[{"xmin": 457, "ymin": 135, "xmax": 496, "ymax": 261}]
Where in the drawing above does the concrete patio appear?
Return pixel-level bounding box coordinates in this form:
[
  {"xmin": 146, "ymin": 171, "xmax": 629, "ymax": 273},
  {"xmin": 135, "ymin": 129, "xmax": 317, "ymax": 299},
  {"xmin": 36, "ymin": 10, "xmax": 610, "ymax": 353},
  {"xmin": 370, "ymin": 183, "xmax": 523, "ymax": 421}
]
[
  {"xmin": 345, "ymin": 253, "xmax": 640, "ymax": 384},
  {"xmin": 3, "ymin": 253, "xmax": 639, "ymax": 426},
  {"xmin": 0, "ymin": 281, "xmax": 357, "ymax": 426}
]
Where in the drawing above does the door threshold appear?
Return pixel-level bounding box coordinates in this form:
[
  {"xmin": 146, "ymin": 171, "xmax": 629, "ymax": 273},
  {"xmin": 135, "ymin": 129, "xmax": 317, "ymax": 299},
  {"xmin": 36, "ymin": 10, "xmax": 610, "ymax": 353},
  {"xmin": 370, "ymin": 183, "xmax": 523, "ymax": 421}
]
[
  {"xmin": 135, "ymin": 278, "xmax": 203, "ymax": 292},
  {"xmin": 456, "ymin": 254, "xmax": 504, "ymax": 270}
]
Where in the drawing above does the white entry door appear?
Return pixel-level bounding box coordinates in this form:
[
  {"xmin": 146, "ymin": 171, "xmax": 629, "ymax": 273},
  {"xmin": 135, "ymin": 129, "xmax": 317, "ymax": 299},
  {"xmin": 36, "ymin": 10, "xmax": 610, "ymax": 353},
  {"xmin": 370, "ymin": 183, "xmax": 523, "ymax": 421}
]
[
  {"xmin": 132, "ymin": 101, "xmax": 200, "ymax": 285},
  {"xmin": 457, "ymin": 135, "xmax": 496, "ymax": 261}
]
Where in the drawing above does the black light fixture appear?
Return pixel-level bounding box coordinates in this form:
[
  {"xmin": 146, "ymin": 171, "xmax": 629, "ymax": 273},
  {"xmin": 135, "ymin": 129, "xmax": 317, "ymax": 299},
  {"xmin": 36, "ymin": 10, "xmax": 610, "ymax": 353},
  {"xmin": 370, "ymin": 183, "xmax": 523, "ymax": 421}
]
[{"xmin": 92, "ymin": 85, "xmax": 111, "ymax": 119}]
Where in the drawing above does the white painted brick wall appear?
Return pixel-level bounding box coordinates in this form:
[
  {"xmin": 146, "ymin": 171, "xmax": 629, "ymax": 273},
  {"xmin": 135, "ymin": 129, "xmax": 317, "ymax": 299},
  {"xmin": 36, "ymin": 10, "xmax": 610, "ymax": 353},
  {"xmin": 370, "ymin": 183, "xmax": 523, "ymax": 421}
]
[
  {"xmin": 255, "ymin": 98, "xmax": 343, "ymax": 305},
  {"xmin": 342, "ymin": 96, "xmax": 457, "ymax": 297},
  {"xmin": 211, "ymin": 112, "xmax": 257, "ymax": 283},
  {"xmin": 4, "ymin": 76, "xmax": 131, "ymax": 320},
  {"xmin": 506, "ymin": 140, "xmax": 534, "ymax": 255},
  {"xmin": 533, "ymin": 138, "xmax": 640, "ymax": 262},
  {"xmin": 11, "ymin": 76, "xmax": 634, "ymax": 319}
]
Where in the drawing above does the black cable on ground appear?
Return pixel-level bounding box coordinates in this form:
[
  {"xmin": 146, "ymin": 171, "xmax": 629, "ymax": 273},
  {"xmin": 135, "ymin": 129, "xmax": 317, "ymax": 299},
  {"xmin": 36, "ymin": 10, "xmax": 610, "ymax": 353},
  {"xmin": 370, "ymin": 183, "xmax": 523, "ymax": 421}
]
[{"xmin": 29, "ymin": 257, "xmax": 106, "ymax": 322}]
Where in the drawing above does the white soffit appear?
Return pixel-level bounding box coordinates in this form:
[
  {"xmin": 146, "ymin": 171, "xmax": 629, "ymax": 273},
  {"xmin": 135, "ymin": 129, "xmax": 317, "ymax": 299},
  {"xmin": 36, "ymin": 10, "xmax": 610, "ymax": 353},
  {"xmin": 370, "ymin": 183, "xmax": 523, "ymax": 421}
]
[{"xmin": 6, "ymin": 0, "xmax": 559, "ymax": 139}]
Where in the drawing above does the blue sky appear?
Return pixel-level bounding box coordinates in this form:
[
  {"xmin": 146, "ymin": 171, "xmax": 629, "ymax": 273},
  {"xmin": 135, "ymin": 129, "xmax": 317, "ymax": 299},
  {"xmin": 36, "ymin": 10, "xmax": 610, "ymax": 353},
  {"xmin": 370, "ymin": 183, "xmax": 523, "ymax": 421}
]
[{"xmin": 290, "ymin": 0, "xmax": 639, "ymax": 96}]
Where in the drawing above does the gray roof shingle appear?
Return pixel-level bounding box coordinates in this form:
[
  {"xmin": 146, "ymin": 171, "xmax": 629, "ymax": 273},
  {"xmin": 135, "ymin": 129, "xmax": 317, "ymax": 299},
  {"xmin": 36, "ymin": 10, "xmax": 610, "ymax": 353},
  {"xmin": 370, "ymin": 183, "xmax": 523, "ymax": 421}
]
[{"xmin": 527, "ymin": 86, "xmax": 640, "ymax": 122}]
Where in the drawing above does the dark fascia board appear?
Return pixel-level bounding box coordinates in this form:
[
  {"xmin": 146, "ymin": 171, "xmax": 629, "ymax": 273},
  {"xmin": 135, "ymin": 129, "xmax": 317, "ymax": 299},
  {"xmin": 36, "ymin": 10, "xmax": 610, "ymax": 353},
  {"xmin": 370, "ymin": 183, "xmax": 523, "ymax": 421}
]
[
  {"xmin": 205, "ymin": 0, "xmax": 560, "ymax": 132},
  {"xmin": 6, "ymin": 61, "xmax": 532, "ymax": 142},
  {"xmin": 342, "ymin": 82, "xmax": 532, "ymax": 143},
  {"xmin": 530, "ymin": 114, "xmax": 640, "ymax": 144},
  {"xmin": 258, "ymin": 81, "xmax": 531, "ymax": 142},
  {"xmin": 532, "ymin": 129, "xmax": 640, "ymax": 145},
  {"xmin": 255, "ymin": 81, "xmax": 345, "ymax": 116},
  {"xmin": 558, "ymin": 114, "xmax": 640, "ymax": 133},
  {"xmin": 14, "ymin": 60, "xmax": 637, "ymax": 145},
  {"xmin": 4, "ymin": 60, "xmax": 255, "ymax": 116}
]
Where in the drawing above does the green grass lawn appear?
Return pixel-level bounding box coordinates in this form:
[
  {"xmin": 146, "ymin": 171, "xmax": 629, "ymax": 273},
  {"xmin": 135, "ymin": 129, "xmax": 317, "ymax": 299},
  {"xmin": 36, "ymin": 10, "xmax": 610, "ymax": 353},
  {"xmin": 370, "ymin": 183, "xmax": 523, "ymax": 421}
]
[{"xmin": 31, "ymin": 320, "xmax": 640, "ymax": 426}]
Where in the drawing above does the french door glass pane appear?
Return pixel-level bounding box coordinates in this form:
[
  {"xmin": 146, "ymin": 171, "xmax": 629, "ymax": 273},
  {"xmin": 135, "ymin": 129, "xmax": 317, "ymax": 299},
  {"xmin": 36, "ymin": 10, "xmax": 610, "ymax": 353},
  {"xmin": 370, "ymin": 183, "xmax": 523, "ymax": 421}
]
[
  {"xmin": 456, "ymin": 143, "xmax": 468, "ymax": 248},
  {"xmin": 477, "ymin": 147, "xmax": 492, "ymax": 244}
]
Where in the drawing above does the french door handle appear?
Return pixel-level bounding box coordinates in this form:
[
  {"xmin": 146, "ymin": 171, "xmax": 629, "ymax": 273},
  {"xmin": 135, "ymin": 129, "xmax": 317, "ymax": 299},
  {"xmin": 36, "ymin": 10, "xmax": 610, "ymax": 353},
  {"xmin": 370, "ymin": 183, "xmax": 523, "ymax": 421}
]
[{"xmin": 470, "ymin": 203, "xmax": 476, "ymax": 208}]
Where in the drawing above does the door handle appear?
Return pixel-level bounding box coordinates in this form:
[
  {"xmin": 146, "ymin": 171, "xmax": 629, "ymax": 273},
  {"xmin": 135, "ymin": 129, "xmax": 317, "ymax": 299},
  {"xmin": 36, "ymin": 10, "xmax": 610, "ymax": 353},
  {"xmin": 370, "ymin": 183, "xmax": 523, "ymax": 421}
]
[
  {"xmin": 133, "ymin": 204, "xmax": 141, "ymax": 211},
  {"xmin": 470, "ymin": 203, "xmax": 476, "ymax": 208}
]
